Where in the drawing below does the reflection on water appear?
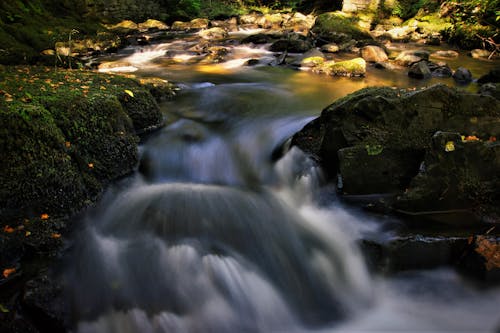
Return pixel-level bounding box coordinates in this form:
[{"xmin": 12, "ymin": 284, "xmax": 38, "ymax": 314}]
[{"xmin": 69, "ymin": 36, "xmax": 500, "ymax": 333}]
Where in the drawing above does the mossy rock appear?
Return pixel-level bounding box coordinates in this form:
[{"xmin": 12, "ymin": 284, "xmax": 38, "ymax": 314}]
[
  {"xmin": 312, "ymin": 11, "xmax": 372, "ymax": 44},
  {"xmin": 292, "ymin": 84, "xmax": 500, "ymax": 223},
  {"xmin": 314, "ymin": 58, "xmax": 366, "ymax": 77},
  {"xmin": 0, "ymin": 66, "xmax": 174, "ymax": 222}
]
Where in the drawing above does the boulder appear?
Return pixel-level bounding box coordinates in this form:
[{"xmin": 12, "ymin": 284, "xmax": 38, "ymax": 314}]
[
  {"xmin": 241, "ymin": 33, "xmax": 279, "ymax": 44},
  {"xmin": 314, "ymin": 58, "xmax": 366, "ymax": 77},
  {"xmin": 471, "ymin": 49, "xmax": 492, "ymax": 59},
  {"xmin": 431, "ymin": 50, "xmax": 459, "ymax": 59},
  {"xmin": 478, "ymin": 83, "xmax": 500, "ymax": 100},
  {"xmin": 291, "ymin": 84, "xmax": 500, "ymax": 223},
  {"xmin": 138, "ymin": 19, "xmax": 169, "ymax": 31},
  {"xmin": 321, "ymin": 43, "xmax": 340, "ymax": 53},
  {"xmin": 408, "ymin": 61, "xmax": 431, "ymax": 79},
  {"xmin": 395, "ymin": 50, "xmax": 430, "ymax": 66},
  {"xmin": 199, "ymin": 27, "xmax": 228, "ymax": 40},
  {"xmin": 427, "ymin": 62, "xmax": 453, "ymax": 77},
  {"xmin": 453, "ymin": 67, "xmax": 473, "ymax": 84},
  {"xmin": 361, "ymin": 45, "xmax": 388, "ymax": 63},
  {"xmin": 269, "ymin": 37, "xmax": 313, "ymax": 53},
  {"xmin": 477, "ymin": 69, "xmax": 500, "ymax": 84},
  {"xmin": 190, "ymin": 18, "xmax": 209, "ymax": 30},
  {"xmin": 283, "ymin": 12, "xmax": 315, "ymax": 33},
  {"xmin": 311, "ymin": 11, "xmax": 372, "ymax": 45}
]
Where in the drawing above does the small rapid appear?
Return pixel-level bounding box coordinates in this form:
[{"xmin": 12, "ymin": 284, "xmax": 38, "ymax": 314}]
[{"xmin": 65, "ymin": 34, "xmax": 500, "ymax": 333}]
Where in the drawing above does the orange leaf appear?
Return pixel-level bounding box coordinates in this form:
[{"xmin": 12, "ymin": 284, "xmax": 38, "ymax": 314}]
[
  {"xmin": 3, "ymin": 225, "xmax": 14, "ymax": 233},
  {"xmin": 88, "ymin": 163, "xmax": 94, "ymax": 169},
  {"xmin": 51, "ymin": 233, "xmax": 61, "ymax": 239},
  {"xmin": 65, "ymin": 141, "xmax": 71, "ymax": 148},
  {"xmin": 488, "ymin": 136, "xmax": 497, "ymax": 142},
  {"xmin": 475, "ymin": 236, "xmax": 500, "ymax": 270},
  {"xmin": 3, "ymin": 268, "xmax": 16, "ymax": 279},
  {"xmin": 41, "ymin": 213, "xmax": 49, "ymax": 220},
  {"xmin": 464, "ymin": 135, "xmax": 480, "ymax": 142}
]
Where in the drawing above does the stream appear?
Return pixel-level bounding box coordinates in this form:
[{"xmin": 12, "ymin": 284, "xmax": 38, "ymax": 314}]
[{"xmin": 65, "ymin": 31, "xmax": 500, "ymax": 332}]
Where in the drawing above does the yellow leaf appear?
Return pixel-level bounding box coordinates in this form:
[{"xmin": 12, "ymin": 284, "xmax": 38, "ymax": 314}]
[
  {"xmin": 41, "ymin": 213, "xmax": 49, "ymax": 220},
  {"xmin": 3, "ymin": 268, "xmax": 16, "ymax": 278},
  {"xmin": 124, "ymin": 89, "xmax": 134, "ymax": 98},
  {"xmin": 88, "ymin": 163, "xmax": 94, "ymax": 169},
  {"xmin": 65, "ymin": 141, "xmax": 71, "ymax": 148},
  {"xmin": 25, "ymin": 231, "xmax": 31, "ymax": 237},
  {"xmin": 445, "ymin": 141, "xmax": 455, "ymax": 152}
]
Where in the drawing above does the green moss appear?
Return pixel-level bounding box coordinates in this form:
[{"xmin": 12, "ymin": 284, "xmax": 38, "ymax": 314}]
[
  {"xmin": 312, "ymin": 11, "xmax": 372, "ymax": 43},
  {"xmin": 0, "ymin": 66, "xmax": 174, "ymax": 222},
  {"xmin": 316, "ymin": 58, "xmax": 367, "ymax": 77}
]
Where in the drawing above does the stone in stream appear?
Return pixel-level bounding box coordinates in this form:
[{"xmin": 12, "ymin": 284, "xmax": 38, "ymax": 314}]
[
  {"xmin": 408, "ymin": 61, "xmax": 432, "ymax": 79},
  {"xmin": 313, "ymin": 58, "xmax": 366, "ymax": 77},
  {"xmin": 361, "ymin": 45, "xmax": 388, "ymax": 63},
  {"xmin": 431, "ymin": 50, "xmax": 459, "ymax": 59},
  {"xmin": 291, "ymin": 84, "xmax": 500, "ymax": 224},
  {"xmin": 395, "ymin": 49, "xmax": 430, "ymax": 66},
  {"xmin": 452, "ymin": 67, "xmax": 473, "ymax": 84}
]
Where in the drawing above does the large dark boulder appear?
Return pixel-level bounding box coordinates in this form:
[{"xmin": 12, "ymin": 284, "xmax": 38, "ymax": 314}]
[{"xmin": 291, "ymin": 84, "xmax": 500, "ymax": 223}]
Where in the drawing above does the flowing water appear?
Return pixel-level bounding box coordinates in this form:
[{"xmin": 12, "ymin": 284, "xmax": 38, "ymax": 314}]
[{"xmin": 66, "ymin": 33, "xmax": 500, "ymax": 332}]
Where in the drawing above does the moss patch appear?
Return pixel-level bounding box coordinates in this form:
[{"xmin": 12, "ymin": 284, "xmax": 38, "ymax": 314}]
[
  {"xmin": 0, "ymin": 66, "xmax": 174, "ymax": 223},
  {"xmin": 312, "ymin": 11, "xmax": 373, "ymax": 43}
]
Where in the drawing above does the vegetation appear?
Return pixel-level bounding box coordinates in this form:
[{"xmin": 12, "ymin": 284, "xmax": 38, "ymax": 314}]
[{"xmin": 0, "ymin": 67, "xmax": 173, "ymax": 222}]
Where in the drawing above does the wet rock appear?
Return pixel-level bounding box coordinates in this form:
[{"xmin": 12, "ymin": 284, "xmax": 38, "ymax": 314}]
[
  {"xmin": 269, "ymin": 37, "xmax": 313, "ymax": 53},
  {"xmin": 311, "ymin": 11, "xmax": 372, "ymax": 45},
  {"xmin": 431, "ymin": 50, "xmax": 459, "ymax": 59},
  {"xmin": 189, "ymin": 18, "xmax": 209, "ymax": 30},
  {"xmin": 408, "ymin": 61, "xmax": 431, "ymax": 79},
  {"xmin": 478, "ymin": 83, "xmax": 500, "ymax": 100},
  {"xmin": 428, "ymin": 62, "xmax": 453, "ymax": 78},
  {"xmin": 453, "ymin": 67, "xmax": 473, "ymax": 84},
  {"xmin": 395, "ymin": 50, "xmax": 430, "ymax": 66},
  {"xmin": 361, "ymin": 45, "xmax": 388, "ymax": 63},
  {"xmin": 373, "ymin": 61, "xmax": 400, "ymax": 70},
  {"xmin": 245, "ymin": 59, "xmax": 260, "ymax": 66},
  {"xmin": 313, "ymin": 58, "xmax": 366, "ymax": 77},
  {"xmin": 292, "ymin": 84, "xmax": 500, "ymax": 222},
  {"xmin": 394, "ymin": 131, "xmax": 500, "ymax": 221},
  {"xmin": 283, "ymin": 12, "xmax": 315, "ymax": 33},
  {"xmin": 22, "ymin": 274, "xmax": 69, "ymax": 332},
  {"xmin": 106, "ymin": 20, "xmax": 139, "ymax": 33},
  {"xmin": 241, "ymin": 33, "xmax": 278, "ymax": 44},
  {"xmin": 292, "ymin": 49, "xmax": 326, "ymax": 68},
  {"xmin": 199, "ymin": 27, "xmax": 228, "ymax": 40},
  {"xmin": 477, "ymin": 68, "xmax": 500, "ymax": 84},
  {"xmin": 137, "ymin": 19, "xmax": 169, "ymax": 31},
  {"xmin": 320, "ymin": 43, "xmax": 340, "ymax": 53},
  {"xmin": 338, "ymin": 146, "xmax": 423, "ymax": 194},
  {"xmin": 381, "ymin": 26, "xmax": 416, "ymax": 42},
  {"xmin": 470, "ymin": 49, "xmax": 492, "ymax": 59}
]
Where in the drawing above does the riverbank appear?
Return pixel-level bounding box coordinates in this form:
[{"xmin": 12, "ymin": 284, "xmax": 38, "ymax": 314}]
[{"xmin": 0, "ymin": 66, "xmax": 177, "ymax": 332}]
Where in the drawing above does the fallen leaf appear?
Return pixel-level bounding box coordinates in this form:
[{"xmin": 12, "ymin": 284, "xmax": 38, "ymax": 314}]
[
  {"xmin": 3, "ymin": 226, "xmax": 15, "ymax": 233},
  {"xmin": 88, "ymin": 163, "xmax": 94, "ymax": 169},
  {"xmin": 41, "ymin": 213, "xmax": 49, "ymax": 220},
  {"xmin": 3, "ymin": 268, "xmax": 16, "ymax": 279},
  {"xmin": 464, "ymin": 135, "xmax": 480, "ymax": 142},
  {"xmin": 25, "ymin": 231, "xmax": 31, "ymax": 237},
  {"xmin": 51, "ymin": 233, "xmax": 61, "ymax": 239},
  {"xmin": 475, "ymin": 236, "xmax": 500, "ymax": 270},
  {"xmin": 65, "ymin": 141, "xmax": 71, "ymax": 148},
  {"xmin": 445, "ymin": 141, "xmax": 455, "ymax": 152},
  {"xmin": 124, "ymin": 89, "xmax": 134, "ymax": 98},
  {"xmin": 0, "ymin": 304, "xmax": 9, "ymax": 313}
]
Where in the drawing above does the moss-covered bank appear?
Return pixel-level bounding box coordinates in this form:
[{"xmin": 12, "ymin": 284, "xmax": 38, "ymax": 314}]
[{"xmin": 0, "ymin": 66, "xmax": 175, "ymax": 223}]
